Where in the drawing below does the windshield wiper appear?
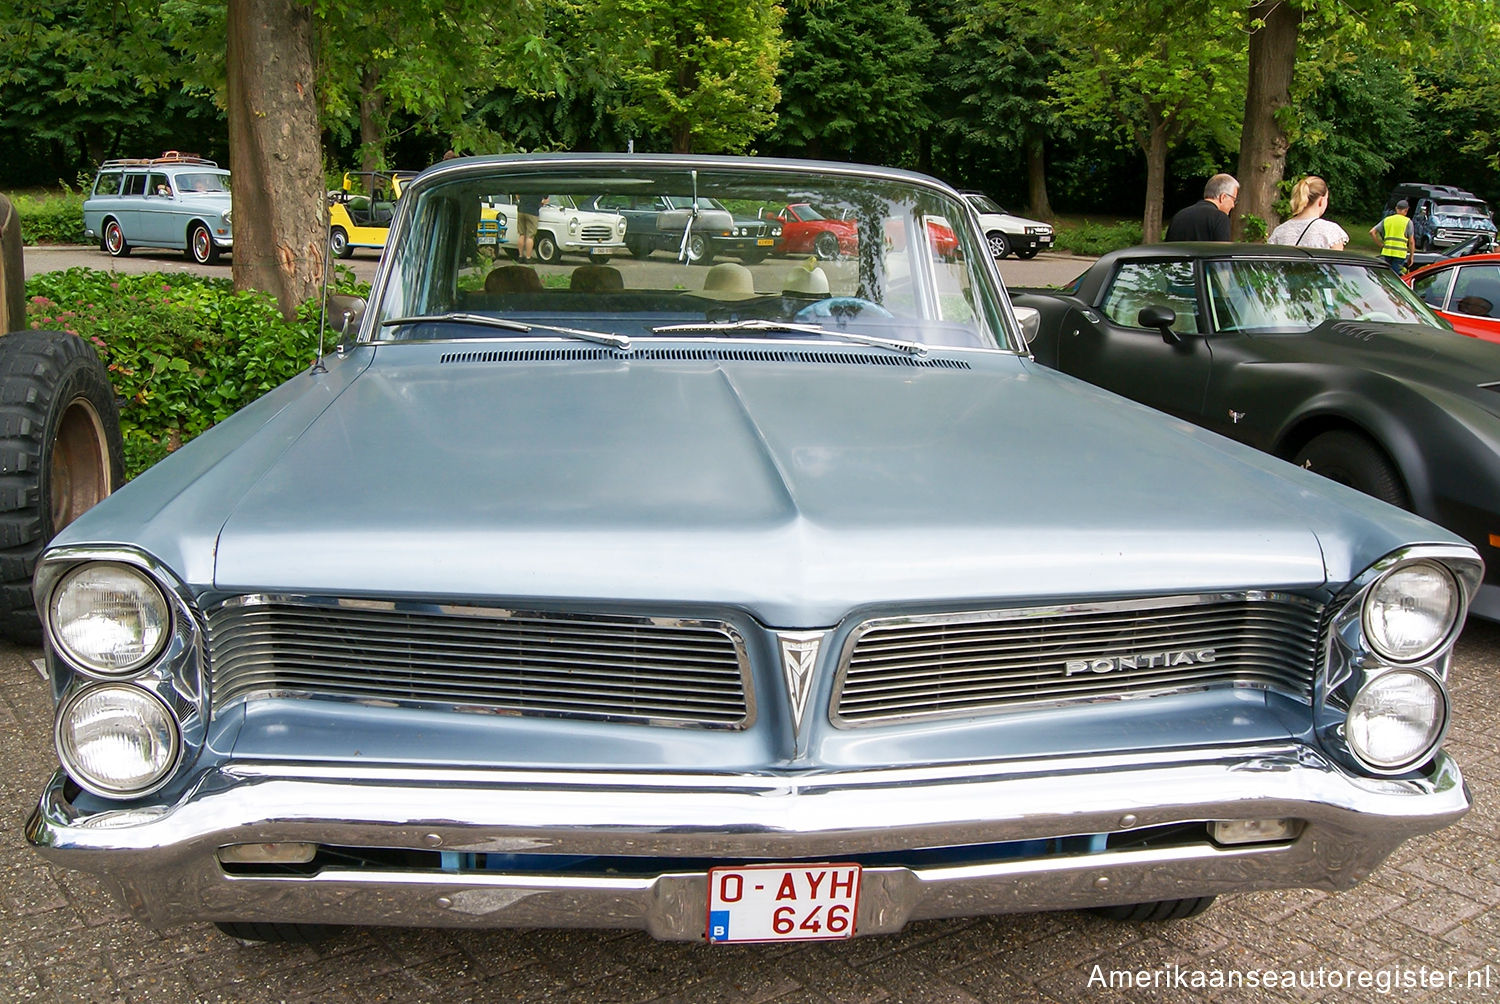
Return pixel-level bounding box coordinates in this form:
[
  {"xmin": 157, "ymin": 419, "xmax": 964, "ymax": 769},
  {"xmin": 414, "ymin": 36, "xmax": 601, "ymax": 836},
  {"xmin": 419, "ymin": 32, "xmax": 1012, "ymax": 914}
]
[
  {"xmin": 651, "ymin": 318, "xmax": 926, "ymax": 356},
  {"xmin": 381, "ymin": 312, "xmax": 630, "ymax": 349}
]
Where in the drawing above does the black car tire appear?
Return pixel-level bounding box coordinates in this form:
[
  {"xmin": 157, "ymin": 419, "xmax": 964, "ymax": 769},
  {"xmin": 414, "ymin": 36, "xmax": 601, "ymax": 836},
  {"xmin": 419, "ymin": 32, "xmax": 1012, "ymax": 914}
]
[
  {"xmin": 0, "ymin": 330, "xmax": 125, "ymax": 644},
  {"xmin": 103, "ymin": 219, "xmax": 130, "ymax": 258},
  {"xmin": 686, "ymin": 233, "xmax": 714, "ymax": 265},
  {"xmin": 588, "ymin": 250, "xmax": 612, "ymax": 265},
  {"xmin": 535, "ymin": 233, "xmax": 561, "ymax": 264},
  {"xmin": 214, "ymin": 922, "xmax": 341, "ymax": 944},
  {"xmin": 1014, "ymin": 248, "xmax": 1039, "ymax": 260},
  {"xmin": 986, "ymin": 231, "xmax": 1011, "ymax": 260},
  {"xmin": 330, "ymin": 226, "xmax": 352, "ymax": 260},
  {"xmin": 1293, "ymin": 430, "xmax": 1410, "ymax": 510},
  {"xmin": 188, "ymin": 222, "xmax": 220, "ymax": 265},
  {"xmin": 813, "ymin": 232, "xmax": 840, "ymax": 261},
  {"xmin": 626, "ymin": 237, "xmax": 653, "ymax": 260},
  {"xmin": 1091, "ymin": 896, "xmax": 1217, "ymax": 923}
]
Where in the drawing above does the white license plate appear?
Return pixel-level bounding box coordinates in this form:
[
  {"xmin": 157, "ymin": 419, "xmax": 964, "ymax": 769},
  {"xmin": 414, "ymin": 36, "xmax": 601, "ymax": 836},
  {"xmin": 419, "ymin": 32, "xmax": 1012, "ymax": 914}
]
[
  {"xmin": 706, "ymin": 864, "xmax": 860, "ymax": 943},
  {"xmin": 477, "ymin": 236, "xmax": 496, "ymax": 245}
]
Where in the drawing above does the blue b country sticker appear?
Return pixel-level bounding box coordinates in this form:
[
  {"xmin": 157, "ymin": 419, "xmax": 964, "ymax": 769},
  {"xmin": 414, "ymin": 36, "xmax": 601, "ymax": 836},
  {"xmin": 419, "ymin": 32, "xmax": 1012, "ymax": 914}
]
[{"xmin": 707, "ymin": 910, "xmax": 730, "ymax": 941}]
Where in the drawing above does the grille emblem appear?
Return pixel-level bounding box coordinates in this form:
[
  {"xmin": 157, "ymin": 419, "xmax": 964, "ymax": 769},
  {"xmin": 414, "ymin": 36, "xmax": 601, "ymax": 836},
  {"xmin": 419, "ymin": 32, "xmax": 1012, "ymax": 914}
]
[
  {"xmin": 1065, "ymin": 648, "xmax": 1217, "ymax": 676},
  {"xmin": 778, "ymin": 631, "xmax": 826, "ymax": 731}
]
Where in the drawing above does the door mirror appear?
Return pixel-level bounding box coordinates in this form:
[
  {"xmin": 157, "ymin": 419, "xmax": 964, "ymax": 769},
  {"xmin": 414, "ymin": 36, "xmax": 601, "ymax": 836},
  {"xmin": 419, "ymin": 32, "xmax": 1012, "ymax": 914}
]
[
  {"xmin": 327, "ymin": 294, "xmax": 366, "ymax": 352},
  {"xmin": 1137, "ymin": 304, "xmax": 1181, "ymax": 344},
  {"xmin": 1013, "ymin": 305, "xmax": 1041, "ymax": 345}
]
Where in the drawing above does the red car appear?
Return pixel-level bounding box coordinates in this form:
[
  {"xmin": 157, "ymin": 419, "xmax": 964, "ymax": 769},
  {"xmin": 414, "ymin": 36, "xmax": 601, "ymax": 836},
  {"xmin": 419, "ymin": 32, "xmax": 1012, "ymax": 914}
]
[
  {"xmin": 774, "ymin": 204, "xmax": 959, "ymax": 261},
  {"xmin": 1406, "ymin": 252, "xmax": 1500, "ymax": 343}
]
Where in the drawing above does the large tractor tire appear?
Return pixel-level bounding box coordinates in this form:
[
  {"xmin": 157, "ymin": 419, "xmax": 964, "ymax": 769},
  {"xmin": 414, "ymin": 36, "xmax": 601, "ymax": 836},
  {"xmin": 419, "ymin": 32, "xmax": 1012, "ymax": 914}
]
[{"xmin": 0, "ymin": 196, "xmax": 126, "ymax": 645}]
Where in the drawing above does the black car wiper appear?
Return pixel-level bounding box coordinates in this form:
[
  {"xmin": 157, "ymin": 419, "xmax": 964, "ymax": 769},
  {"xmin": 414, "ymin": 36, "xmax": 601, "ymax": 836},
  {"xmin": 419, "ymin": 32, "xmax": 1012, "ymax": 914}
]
[
  {"xmin": 651, "ymin": 319, "xmax": 926, "ymax": 356},
  {"xmin": 381, "ymin": 312, "xmax": 630, "ymax": 350}
]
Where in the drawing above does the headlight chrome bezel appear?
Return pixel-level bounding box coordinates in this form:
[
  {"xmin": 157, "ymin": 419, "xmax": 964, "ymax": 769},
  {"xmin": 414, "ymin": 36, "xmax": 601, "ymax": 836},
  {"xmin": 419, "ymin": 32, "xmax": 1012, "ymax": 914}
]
[
  {"xmin": 1344, "ymin": 667, "xmax": 1450, "ymax": 773},
  {"xmin": 55, "ymin": 683, "xmax": 182, "ymax": 798},
  {"xmin": 1318, "ymin": 545, "xmax": 1480, "ymax": 778},
  {"xmin": 47, "ymin": 561, "xmax": 172, "ymax": 677},
  {"xmin": 1361, "ymin": 559, "xmax": 1462, "ymax": 664}
]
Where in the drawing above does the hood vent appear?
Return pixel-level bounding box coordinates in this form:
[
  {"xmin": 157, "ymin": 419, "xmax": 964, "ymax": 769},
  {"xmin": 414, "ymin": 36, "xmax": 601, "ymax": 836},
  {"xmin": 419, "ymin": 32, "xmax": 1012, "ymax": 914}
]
[{"xmin": 439, "ymin": 347, "xmax": 970, "ymax": 370}]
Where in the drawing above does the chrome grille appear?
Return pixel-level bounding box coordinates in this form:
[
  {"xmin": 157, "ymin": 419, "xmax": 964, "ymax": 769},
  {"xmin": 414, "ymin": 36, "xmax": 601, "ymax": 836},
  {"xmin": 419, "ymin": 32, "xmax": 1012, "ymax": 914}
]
[
  {"xmin": 834, "ymin": 593, "xmax": 1324, "ymax": 726},
  {"xmin": 579, "ymin": 225, "xmax": 615, "ymax": 243},
  {"xmin": 206, "ymin": 598, "xmax": 753, "ymax": 728}
]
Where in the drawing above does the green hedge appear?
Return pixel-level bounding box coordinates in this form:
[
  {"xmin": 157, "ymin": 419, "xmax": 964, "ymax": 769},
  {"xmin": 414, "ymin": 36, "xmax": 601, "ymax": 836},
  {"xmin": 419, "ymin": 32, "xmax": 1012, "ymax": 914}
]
[
  {"xmin": 8, "ymin": 192, "xmax": 86, "ymax": 245},
  {"xmin": 24, "ymin": 268, "xmax": 369, "ymax": 477},
  {"xmin": 1052, "ymin": 220, "xmax": 1144, "ymax": 257}
]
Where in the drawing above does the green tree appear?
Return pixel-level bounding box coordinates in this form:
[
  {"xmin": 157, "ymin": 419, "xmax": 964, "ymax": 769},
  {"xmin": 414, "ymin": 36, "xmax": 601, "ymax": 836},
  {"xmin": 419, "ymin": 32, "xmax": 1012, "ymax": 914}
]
[
  {"xmin": 596, "ymin": 0, "xmax": 785, "ymax": 153},
  {"xmin": 767, "ymin": 0, "xmax": 935, "ymax": 165},
  {"xmin": 1035, "ymin": 0, "xmax": 1244, "ymax": 241},
  {"xmin": 931, "ymin": 0, "xmax": 1069, "ymax": 217}
]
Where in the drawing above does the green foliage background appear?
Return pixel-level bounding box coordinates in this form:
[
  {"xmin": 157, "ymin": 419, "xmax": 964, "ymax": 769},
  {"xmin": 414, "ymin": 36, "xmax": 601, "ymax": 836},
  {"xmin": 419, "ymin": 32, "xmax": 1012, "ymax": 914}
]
[{"xmin": 23, "ymin": 269, "xmax": 369, "ymax": 477}]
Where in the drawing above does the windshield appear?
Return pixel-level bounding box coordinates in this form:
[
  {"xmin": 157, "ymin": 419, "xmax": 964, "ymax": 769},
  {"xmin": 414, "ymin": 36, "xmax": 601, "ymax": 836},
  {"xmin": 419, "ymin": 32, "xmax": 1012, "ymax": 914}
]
[
  {"xmin": 1434, "ymin": 202, "xmax": 1489, "ymax": 218},
  {"xmin": 1205, "ymin": 260, "xmax": 1440, "ymax": 334},
  {"xmin": 966, "ymin": 195, "xmax": 1004, "ymax": 215},
  {"xmin": 177, "ymin": 173, "xmax": 229, "ymax": 193},
  {"xmin": 372, "ymin": 160, "xmax": 1013, "ymax": 351}
]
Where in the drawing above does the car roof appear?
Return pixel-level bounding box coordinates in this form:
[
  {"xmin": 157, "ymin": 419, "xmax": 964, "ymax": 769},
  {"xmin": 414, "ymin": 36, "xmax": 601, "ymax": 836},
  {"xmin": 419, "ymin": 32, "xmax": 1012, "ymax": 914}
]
[
  {"xmin": 1095, "ymin": 243, "xmax": 1378, "ymax": 266},
  {"xmin": 1407, "ymin": 252, "xmax": 1500, "ymax": 278}
]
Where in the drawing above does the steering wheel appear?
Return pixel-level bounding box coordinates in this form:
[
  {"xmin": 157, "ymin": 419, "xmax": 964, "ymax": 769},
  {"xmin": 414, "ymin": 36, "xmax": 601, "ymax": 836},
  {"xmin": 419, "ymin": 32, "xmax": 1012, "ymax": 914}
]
[{"xmin": 795, "ymin": 297, "xmax": 894, "ymax": 321}]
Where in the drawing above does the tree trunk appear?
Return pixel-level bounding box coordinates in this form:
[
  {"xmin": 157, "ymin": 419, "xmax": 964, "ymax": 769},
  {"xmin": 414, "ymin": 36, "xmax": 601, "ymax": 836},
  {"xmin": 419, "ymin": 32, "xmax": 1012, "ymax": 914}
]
[
  {"xmin": 1025, "ymin": 134, "xmax": 1053, "ymax": 220},
  {"xmin": 1141, "ymin": 123, "xmax": 1169, "ymax": 244},
  {"xmin": 227, "ymin": 0, "xmax": 325, "ymax": 320},
  {"xmin": 1234, "ymin": 1, "xmax": 1302, "ymax": 239},
  {"xmin": 359, "ymin": 67, "xmax": 386, "ymax": 179}
]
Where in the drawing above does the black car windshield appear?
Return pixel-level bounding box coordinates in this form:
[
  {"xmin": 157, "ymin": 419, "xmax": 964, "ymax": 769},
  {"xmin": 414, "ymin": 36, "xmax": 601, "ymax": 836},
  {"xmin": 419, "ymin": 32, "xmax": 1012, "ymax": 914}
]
[
  {"xmin": 966, "ymin": 195, "xmax": 1005, "ymax": 215},
  {"xmin": 371, "ymin": 160, "xmax": 1013, "ymax": 351},
  {"xmin": 1205, "ymin": 260, "xmax": 1440, "ymax": 334}
]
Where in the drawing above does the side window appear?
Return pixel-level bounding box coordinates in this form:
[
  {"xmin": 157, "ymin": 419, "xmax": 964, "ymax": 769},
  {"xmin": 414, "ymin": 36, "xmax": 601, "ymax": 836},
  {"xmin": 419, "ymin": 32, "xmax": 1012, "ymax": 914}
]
[
  {"xmin": 91, "ymin": 172, "xmax": 123, "ymax": 196},
  {"xmin": 1410, "ymin": 268, "xmax": 1452, "ymax": 310},
  {"xmin": 1100, "ymin": 261, "xmax": 1200, "ymax": 334},
  {"xmin": 1451, "ymin": 265, "xmax": 1500, "ymax": 318},
  {"xmin": 147, "ymin": 173, "xmax": 171, "ymax": 196},
  {"xmin": 122, "ymin": 173, "xmax": 147, "ymax": 196}
]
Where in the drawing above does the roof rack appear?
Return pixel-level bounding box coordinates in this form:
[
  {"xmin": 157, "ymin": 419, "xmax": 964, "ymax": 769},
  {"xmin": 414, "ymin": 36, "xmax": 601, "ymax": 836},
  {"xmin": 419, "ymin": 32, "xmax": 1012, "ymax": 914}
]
[{"xmin": 98, "ymin": 151, "xmax": 220, "ymax": 169}]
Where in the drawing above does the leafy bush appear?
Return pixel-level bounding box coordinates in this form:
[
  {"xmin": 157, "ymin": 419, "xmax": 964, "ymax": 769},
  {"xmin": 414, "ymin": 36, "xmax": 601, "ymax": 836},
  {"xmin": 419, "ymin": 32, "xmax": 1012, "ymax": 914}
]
[
  {"xmin": 1053, "ymin": 220, "xmax": 1144, "ymax": 257},
  {"xmin": 24, "ymin": 268, "xmax": 369, "ymax": 477},
  {"xmin": 8, "ymin": 190, "xmax": 86, "ymax": 244},
  {"xmin": 1240, "ymin": 213, "xmax": 1268, "ymax": 243}
]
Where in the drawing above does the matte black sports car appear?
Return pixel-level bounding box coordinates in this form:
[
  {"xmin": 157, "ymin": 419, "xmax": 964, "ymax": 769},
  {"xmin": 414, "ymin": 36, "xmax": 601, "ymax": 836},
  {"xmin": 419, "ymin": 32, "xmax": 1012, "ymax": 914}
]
[{"xmin": 1013, "ymin": 243, "xmax": 1500, "ymax": 620}]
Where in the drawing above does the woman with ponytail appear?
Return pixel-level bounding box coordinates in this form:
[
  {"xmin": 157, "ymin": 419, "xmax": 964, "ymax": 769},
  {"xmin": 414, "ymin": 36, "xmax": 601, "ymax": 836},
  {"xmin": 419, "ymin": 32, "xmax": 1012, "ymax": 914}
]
[{"xmin": 1268, "ymin": 176, "xmax": 1349, "ymax": 249}]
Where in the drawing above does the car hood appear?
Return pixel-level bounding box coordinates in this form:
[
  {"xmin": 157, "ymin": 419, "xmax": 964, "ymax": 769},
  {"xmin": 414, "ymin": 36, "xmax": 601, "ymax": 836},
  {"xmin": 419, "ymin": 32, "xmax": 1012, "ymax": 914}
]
[
  {"xmin": 75, "ymin": 347, "xmax": 1445, "ymax": 627},
  {"xmin": 1431, "ymin": 211, "xmax": 1495, "ymax": 233},
  {"xmin": 1247, "ymin": 320, "xmax": 1500, "ymax": 392},
  {"xmin": 977, "ymin": 211, "xmax": 1049, "ymax": 231}
]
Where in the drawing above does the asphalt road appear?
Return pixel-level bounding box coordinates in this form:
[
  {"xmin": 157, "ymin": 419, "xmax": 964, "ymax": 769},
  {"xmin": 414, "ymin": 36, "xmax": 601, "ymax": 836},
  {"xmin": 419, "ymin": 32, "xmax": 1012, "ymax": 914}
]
[
  {"xmin": 3, "ymin": 622, "xmax": 1499, "ymax": 1002},
  {"xmin": 21, "ymin": 245, "xmax": 1092, "ymax": 292}
]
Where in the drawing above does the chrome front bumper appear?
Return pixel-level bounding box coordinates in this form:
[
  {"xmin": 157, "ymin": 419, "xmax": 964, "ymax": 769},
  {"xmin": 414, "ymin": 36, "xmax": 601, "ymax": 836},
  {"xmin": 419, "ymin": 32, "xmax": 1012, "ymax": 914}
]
[{"xmin": 28, "ymin": 744, "xmax": 1468, "ymax": 940}]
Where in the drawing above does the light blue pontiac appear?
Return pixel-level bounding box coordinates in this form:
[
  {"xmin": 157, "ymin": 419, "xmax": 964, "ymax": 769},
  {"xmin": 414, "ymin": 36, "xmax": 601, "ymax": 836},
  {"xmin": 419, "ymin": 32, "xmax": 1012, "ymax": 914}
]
[{"xmin": 28, "ymin": 155, "xmax": 1484, "ymax": 945}]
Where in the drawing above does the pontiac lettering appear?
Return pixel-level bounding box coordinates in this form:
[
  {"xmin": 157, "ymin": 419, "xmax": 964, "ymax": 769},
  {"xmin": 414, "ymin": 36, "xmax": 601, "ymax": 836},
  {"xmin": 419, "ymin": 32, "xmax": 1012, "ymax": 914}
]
[{"xmin": 1064, "ymin": 649, "xmax": 1217, "ymax": 676}]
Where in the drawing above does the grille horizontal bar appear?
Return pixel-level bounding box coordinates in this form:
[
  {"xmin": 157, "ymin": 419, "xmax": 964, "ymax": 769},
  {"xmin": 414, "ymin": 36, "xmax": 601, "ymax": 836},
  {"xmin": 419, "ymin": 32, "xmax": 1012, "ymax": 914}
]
[
  {"xmin": 206, "ymin": 598, "xmax": 753, "ymax": 728},
  {"xmin": 834, "ymin": 594, "xmax": 1324, "ymax": 726}
]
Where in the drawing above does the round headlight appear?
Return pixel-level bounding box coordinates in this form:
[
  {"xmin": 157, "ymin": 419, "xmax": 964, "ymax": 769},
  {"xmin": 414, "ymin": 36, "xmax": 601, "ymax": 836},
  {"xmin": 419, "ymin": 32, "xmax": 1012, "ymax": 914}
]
[
  {"xmin": 1346, "ymin": 669, "xmax": 1447, "ymax": 771},
  {"xmin": 568, "ymin": 218, "xmax": 580, "ymax": 233},
  {"xmin": 50, "ymin": 563, "xmax": 170, "ymax": 675},
  {"xmin": 1363, "ymin": 561, "xmax": 1459, "ymax": 662},
  {"xmin": 57, "ymin": 685, "xmax": 179, "ymax": 797}
]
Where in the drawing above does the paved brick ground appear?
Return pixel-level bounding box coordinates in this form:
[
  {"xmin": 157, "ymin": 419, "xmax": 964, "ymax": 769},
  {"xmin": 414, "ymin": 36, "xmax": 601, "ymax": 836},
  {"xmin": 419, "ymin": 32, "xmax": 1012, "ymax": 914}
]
[{"xmin": 4, "ymin": 622, "xmax": 1498, "ymax": 1003}]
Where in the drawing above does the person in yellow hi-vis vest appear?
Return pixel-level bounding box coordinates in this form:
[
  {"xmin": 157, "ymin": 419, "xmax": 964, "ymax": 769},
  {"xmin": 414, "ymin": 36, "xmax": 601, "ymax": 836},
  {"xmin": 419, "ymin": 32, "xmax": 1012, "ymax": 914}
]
[{"xmin": 1369, "ymin": 199, "xmax": 1415, "ymax": 275}]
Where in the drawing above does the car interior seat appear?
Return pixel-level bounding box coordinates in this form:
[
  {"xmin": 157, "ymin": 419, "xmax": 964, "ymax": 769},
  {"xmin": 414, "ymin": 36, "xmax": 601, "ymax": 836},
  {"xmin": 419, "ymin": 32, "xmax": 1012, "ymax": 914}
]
[
  {"xmin": 485, "ymin": 265, "xmax": 543, "ymax": 294},
  {"xmin": 569, "ymin": 265, "xmax": 624, "ymax": 292}
]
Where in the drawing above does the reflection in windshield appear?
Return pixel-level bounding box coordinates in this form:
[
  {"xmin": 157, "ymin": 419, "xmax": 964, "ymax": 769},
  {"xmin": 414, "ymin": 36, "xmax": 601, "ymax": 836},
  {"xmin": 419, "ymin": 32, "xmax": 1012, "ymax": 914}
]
[
  {"xmin": 373, "ymin": 162, "xmax": 1012, "ymax": 351},
  {"xmin": 1206, "ymin": 260, "xmax": 1439, "ymax": 333}
]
